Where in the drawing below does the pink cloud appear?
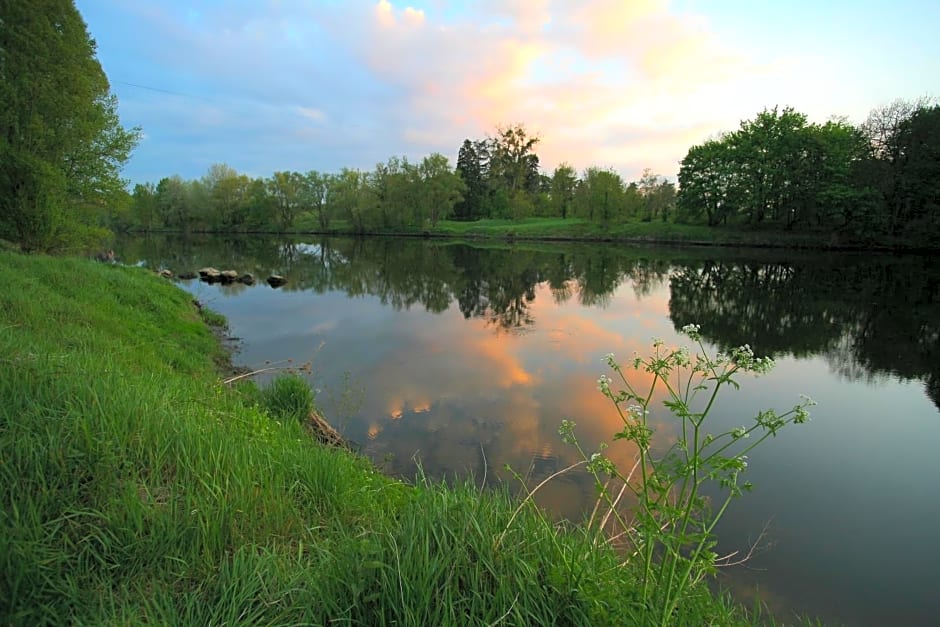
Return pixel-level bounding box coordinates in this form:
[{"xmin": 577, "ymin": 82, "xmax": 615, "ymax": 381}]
[{"xmin": 348, "ymin": 1, "xmax": 780, "ymax": 180}]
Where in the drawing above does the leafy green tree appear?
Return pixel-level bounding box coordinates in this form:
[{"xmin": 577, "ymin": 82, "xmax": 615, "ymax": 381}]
[
  {"xmin": 0, "ymin": 0, "xmax": 140, "ymax": 251},
  {"xmin": 130, "ymin": 183, "xmax": 157, "ymax": 231},
  {"xmin": 202, "ymin": 163, "xmax": 251, "ymax": 229},
  {"xmin": 244, "ymin": 177, "xmax": 274, "ymax": 229},
  {"xmin": 623, "ymin": 181, "xmax": 644, "ymax": 220},
  {"xmin": 327, "ymin": 168, "xmax": 367, "ymax": 233},
  {"xmin": 454, "ymin": 140, "xmax": 485, "ymax": 220},
  {"xmin": 883, "ymin": 104, "xmax": 940, "ymax": 237},
  {"xmin": 637, "ymin": 169, "xmax": 677, "ymax": 222},
  {"xmin": 303, "ymin": 170, "xmax": 332, "ymax": 231},
  {"xmin": 677, "ymin": 139, "xmax": 742, "ymax": 226},
  {"xmin": 154, "ymin": 176, "xmax": 188, "ymax": 230},
  {"xmin": 488, "ymin": 125, "xmax": 542, "ymax": 219},
  {"xmin": 550, "ymin": 163, "xmax": 577, "ymax": 219},
  {"xmin": 266, "ymin": 171, "xmax": 305, "ymax": 230},
  {"xmin": 678, "ymin": 107, "xmax": 884, "ymax": 232},
  {"xmin": 805, "ymin": 120, "xmax": 879, "ymax": 231},
  {"xmin": 368, "ymin": 157, "xmax": 419, "ymax": 230},
  {"xmin": 574, "ymin": 167, "xmax": 625, "ymax": 226},
  {"xmin": 732, "ymin": 107, "xmax": 812, "ymax": 224},
  {"xmin": 417, "ymin": 153, "xmax": 465, "ymax": 227},
  {"xmin": 489, "ymin": 125, "xmax": 540, "ymax": 194}
]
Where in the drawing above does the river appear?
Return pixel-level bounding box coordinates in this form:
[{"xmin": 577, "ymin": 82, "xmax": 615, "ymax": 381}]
[{"xmin": 119, "ymin": 234, "xmax": 940, "ymax": 626}]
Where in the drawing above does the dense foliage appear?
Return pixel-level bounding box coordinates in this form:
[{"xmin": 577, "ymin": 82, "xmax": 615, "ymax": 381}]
[
  {"xmin": 120, "ymin": 101, "xmax": 937, "ymax": 246},
  {"xmin": 123, "ymin": 153, "xmax": 467, "ymax": 235},
  {"xmin": 119, "ymin": 124, "xmax": 676, "ymax": 234},
  {"xmin": 677, "ymin": 102, "xmax": 940, "ymax": 244},
  {"xmin": 0, "ymin": 0, "xmax": 139, "ymax": 252}
]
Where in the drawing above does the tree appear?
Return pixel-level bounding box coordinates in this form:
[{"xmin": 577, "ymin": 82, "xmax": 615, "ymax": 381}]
[
  {"xmin": 861, "ymin": 97, "xmax": 932, "ymax": 163},
  {"xmin": 574, "ymin": 167, "xmax": 625, "ymax": 226},
  {"xmin": 890, "ymin": 105, "xmax": 940, "ymax": 237},
  {"xmin": 489, "ymin": 125, "xmax": 540, "ymax": 194},
  {"xmin": 266, "ymin": 171, "xmax": 305, "ymax": 230},
  {"xmin": 732, "ymin": 107, "xmax": 812, "ymax": 225},
  {"xmin": 637, "ymin": 169, "xmax": 677, "ymax": 222},
  {"xmin": 367, "ymin": 157, "xmax": 420, "ymax": 230},
  {"xmin": 454, "ymin": 140, "xmax": 485, "ymax": 220},
  {"xmin": 0, "ymin": 0, "xmax": 140, "ymax": 251},
  {"xmin": 327, "ymin": 168, "xmax": 367, "ymax": 233},
  {"xmin": 304, "ymin": 170, "xmax": 332, "ymax": 231},
  {"xmin": 677, "ymin": 107, "xmax": 882, "ymax": 231},
  {"xmin": 418, "ymin": 153, "xmax": 465, "ymax": 227},
  {"xmin": 488, "ymin": 125, "xmax": 542, "ymax": 219},
  {"xmin": 154, "ymin": 176, "xmax": 189, "ymax": 230},
  {"xmin": 805, "ymin": 120, "xmax": 879, "ymax": 231},
  {"xmin": 202, "ymin": 163, "xmax": 250, "ymax": 229},
  {"xmin": 130, "ymin": 182, "xmax": 157, "ymax": 231},
  {"xmin": 244, "ymin": 177, "xmax": 274, "ymax": 229},
  {"xmin": 677, "ymin": 140, "xmax": 738, "ymax": 225},
  {"xmin": 550, "ymin": 163, "xmax": 577, "ymax": 219}
]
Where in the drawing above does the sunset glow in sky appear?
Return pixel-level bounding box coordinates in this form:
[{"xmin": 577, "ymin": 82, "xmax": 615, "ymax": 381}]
[{"xmin": 76, "ymin": 0, "xmax": 939, "ymax": 185}]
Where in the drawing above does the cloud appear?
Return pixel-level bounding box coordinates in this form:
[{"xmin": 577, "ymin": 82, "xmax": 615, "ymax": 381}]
[
  {"xmin": 338, "ymin": 0, "xmax": 781, "ymax": 179},
  {"xmin": 90, "ymin": 0, "xmax": 911, "ymax": 183},
  {"xmin": 297, "ymin": 107, "xmax": 327, "ymax": 123}
]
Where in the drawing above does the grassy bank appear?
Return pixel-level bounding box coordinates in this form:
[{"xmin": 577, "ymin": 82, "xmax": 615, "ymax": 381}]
[
  {"xmin": 1, "ymin": 251, "xmax": 778, "ymax": 625},
  {"xmin": 289, "ymin": 215, "xmax": 919, "ymax": 251}
]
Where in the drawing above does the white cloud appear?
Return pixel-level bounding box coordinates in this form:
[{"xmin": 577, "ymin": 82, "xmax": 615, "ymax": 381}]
[
  {"xmin": 94, "ymin": 0, "xmax": 928, "ymax": 183},
  {"xmin": 297, "ymin": 107, "xmax": 327, "ymax": 123}
]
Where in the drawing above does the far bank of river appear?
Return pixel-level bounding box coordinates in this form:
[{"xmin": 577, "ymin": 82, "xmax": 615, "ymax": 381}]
[{"xmin": 136, "ymin": 215, "xmax": 940, "ymax": 253}]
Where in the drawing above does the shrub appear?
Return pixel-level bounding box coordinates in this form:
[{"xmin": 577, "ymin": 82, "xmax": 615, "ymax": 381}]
[{"xmin": 262, "ymin": 374, "xmax": 314, "ymax": 424}]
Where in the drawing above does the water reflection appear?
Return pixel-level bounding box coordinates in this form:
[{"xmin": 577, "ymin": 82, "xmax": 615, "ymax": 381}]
[
  {"xmin": 668, "ymin": 255, "xmax": 940, "ymax": 409},
  {"xmin": 118, "ymin": 234, "xmax": 940, "ymax": 626},
  {"xmin": 122, "ymin": 234, "xmax": 939, "ymax": 410}
]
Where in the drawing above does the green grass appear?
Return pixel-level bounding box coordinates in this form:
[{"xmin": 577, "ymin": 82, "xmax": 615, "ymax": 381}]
[
  {"xmin": 287, "ymin": 214, "xmax": 903, "ymax": 250},
  {"xmin": 431, "ymin": 218, "xmax": 875, "ymax": 249},
  {"xmin": 0, "ymin": 250, "xmax": 803, "ymax": 625}
]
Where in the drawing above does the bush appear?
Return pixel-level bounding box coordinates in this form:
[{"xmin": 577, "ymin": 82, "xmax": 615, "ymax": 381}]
[{"xmin": 262, "ymin": 374, "xmax": 314, "ymax": 424}]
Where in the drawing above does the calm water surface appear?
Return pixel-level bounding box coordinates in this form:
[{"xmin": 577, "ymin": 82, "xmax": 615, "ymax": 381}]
[{"xmin": 122, "ymin": 235, "xmax": 940, "ymax": 626}]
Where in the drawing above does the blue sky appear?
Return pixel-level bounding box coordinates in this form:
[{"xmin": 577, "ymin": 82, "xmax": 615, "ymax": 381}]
[{"xmin": 75, "ymin": 0, "xmax": 939, "ymax": 185}]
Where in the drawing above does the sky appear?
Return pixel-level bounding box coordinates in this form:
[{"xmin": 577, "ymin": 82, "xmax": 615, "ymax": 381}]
[{"xmin": 75, "ymin": 0, "xmax": 939, "ymax": 186}]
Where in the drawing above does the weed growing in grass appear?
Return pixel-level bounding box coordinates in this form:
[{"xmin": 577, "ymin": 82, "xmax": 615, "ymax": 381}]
[
  {"xmin": 560, "ymin": 324, "xmax": 815, "ymax": 626},
  {"xmin": 261, "ymin": 373, "xmax": 315, "ymax": 424}
]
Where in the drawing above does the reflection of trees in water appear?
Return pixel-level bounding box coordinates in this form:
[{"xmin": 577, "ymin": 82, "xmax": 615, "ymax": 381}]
[
  {"xmin": 669, "ymin": 262, "xmax": 842, "ymax": 358},
  {"xmin": 280, "ymin": 240, "xmax": 673, "ymax": 333},
  {"xmin": 118, "ymin": 234, "xmax": 937, "ymax": 408},
  {"xmin": 118, "ymin": 234, "xmax": 673, "ymax": 331},
  {"xmin": 669, "ymin": 255, "xmax": 940, "ymax": 410}
]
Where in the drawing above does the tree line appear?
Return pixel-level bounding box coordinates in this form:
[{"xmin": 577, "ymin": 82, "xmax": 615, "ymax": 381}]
[
  {"xmin": 122, "ymin": 154, "xmax": 465, "ymax": 234},
  {"xmin": 677, "ymin": 100, "xmax": 940, "ymax": 242},
  {"xmin": 118, "ymin": 124, "xmax": 677, "ymax": 234},
  {"xmin": 2, "ymin": 3, "xmax": 936, "ymax": 251},
  {"xmin": 123, "ymin": 98, "xmax": 938, "ymax": 244}
]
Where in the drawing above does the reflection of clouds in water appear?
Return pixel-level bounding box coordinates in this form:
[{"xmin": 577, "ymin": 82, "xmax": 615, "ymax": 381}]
[{"xmin": 352, "ymin": 278, "xmax": 688, "ymax": 518}]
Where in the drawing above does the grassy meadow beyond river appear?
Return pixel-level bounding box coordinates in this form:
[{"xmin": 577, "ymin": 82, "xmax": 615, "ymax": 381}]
[{"xmin": 0, "ymin": 249, "xmax": 798, "ymax": 625}]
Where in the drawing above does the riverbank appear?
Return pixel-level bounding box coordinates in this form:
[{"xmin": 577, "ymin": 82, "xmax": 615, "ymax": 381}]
[
  {"xmin": 1, "ymin": 250, "xmax": 787, "ymax": 624},
  {"xmin": 287, "ymin": 216, "xmax": 937, "ymax": 252}
]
